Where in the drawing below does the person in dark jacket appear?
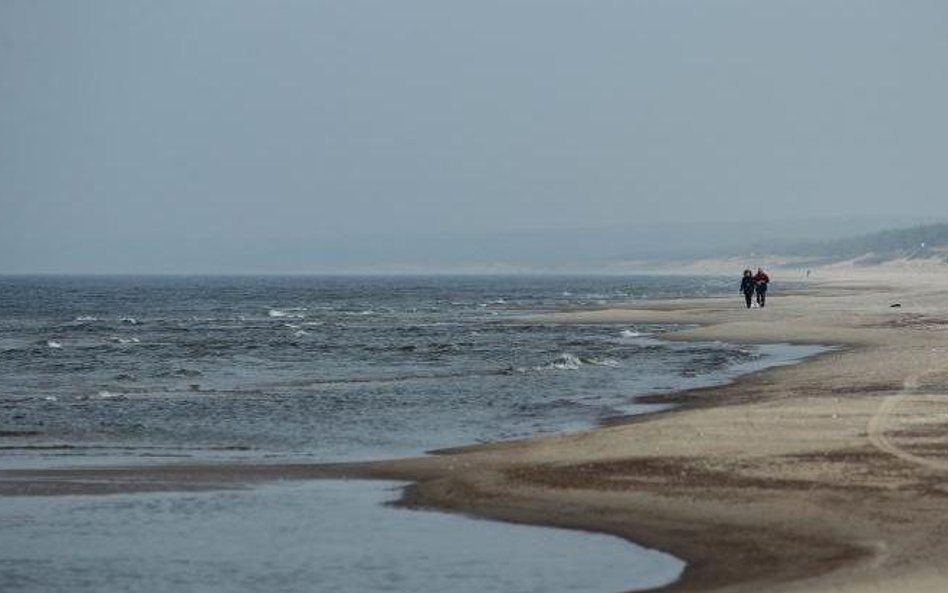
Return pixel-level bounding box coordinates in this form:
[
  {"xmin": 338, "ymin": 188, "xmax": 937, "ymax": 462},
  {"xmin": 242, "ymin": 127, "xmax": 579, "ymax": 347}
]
[
  {"xmin": 740, "ymin": 269, "xmax": 756, "ymax": 309},
  {"xmin": 753, "ymin": 268, "xmax": 770, "ymax": 307}
]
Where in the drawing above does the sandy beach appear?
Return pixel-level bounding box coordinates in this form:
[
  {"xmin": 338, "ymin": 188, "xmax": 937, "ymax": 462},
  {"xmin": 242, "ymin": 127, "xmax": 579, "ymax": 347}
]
[{"xmin": 4, "ymin": 265, "xmax": 948, "ymax": 592}]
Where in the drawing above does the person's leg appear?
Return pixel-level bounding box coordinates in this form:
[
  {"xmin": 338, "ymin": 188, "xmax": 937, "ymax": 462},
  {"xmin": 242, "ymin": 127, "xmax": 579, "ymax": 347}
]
[
  {"xmin": 745, "ymin": 291, "xmax": 752, "ymax": 308},
  {"xmin": 760, "ymin": 288, "xmax": 767, "ymax": 307}
]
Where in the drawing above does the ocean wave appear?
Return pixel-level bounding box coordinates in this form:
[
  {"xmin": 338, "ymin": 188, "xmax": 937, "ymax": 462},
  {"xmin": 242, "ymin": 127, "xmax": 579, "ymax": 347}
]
[
  {"xmin": 108, "ymin": 336, "xmax": 140, "ymax": 345},
  {"xmin": 269, "ymin": 309, "xmax": 305, "ymax": 319},
  {"xmin": 0, "ymin": 430, "xmax": 43, "ymax": 438},
  {"xmin": 156, "ymin": 368, "xmax": 203, "ymax": 378},
  {"xmin": 550, "ymin": 353, "xmax": 583, "ymax": 370},
  {"xmin": 591, "ymin": 357, "xmax": 621, "ymax": 367},
  {"xmin": 250, "ymin": 368, "xmax": 518, "ymax": 391},
  {"xmin": 74, "ymin": 315, "xmax": 98, "ymax": 322},
  {"xmin": 46, "ymin": 340, "xmax": 63, "ymax": 349},
  {"xmin": 542, "ymin": 353, "xmax": 621, "ymax": 371},
  {"xmin": 618, "ymin": 329, "xmax": 668, "ymax": 347},
  {"xmin": 513, "ymin": 397, "xmax": 619, "ymax": 415}
]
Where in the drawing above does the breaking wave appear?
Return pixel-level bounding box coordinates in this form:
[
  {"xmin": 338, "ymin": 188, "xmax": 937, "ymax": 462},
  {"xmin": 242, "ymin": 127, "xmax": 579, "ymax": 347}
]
[
  {"xmin": 269, "ymin": 309, "xmax": 306, "ymax": 319},
  {"xmin": 544, "ymin": 353, "xmax": 621, "ymax": 371}
]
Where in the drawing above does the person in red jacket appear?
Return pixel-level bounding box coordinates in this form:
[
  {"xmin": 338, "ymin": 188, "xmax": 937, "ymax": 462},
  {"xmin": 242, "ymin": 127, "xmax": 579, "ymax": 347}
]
[{"xmin": 753, "ymin": 268, "xmax": 770, "ymax": 307}]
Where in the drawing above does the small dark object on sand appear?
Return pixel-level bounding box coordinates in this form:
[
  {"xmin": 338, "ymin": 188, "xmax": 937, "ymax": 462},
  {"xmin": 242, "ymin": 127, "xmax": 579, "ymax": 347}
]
[{"xmin": 890, "ymin": 303, "xmax": 902, "ymax": 308}]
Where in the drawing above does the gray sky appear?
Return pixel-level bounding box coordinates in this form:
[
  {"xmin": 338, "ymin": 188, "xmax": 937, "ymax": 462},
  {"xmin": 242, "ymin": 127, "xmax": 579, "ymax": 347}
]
[{"xmin": 2, "ymin": 1, "xmax": 947, "ymax": 273}]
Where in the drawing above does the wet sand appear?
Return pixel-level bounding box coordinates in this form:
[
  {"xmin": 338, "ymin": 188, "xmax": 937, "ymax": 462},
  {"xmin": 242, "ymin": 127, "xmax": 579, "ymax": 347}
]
[{"xmin": 5, "ymin": 266, "xmax": 948, "ymax": 592}]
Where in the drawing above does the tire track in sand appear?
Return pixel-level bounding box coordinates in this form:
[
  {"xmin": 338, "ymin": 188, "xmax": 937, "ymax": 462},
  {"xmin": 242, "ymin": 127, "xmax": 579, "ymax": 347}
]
[{"xmin": 867, "ymin": 374, "xmax": 948, "ymax": 472}]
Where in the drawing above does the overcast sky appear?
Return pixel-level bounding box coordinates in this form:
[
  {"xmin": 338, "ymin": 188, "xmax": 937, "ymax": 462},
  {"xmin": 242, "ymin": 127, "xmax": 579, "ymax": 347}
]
[{"xmin": 2, "ymin": 1, "xmax": 946, "ymax": 272}]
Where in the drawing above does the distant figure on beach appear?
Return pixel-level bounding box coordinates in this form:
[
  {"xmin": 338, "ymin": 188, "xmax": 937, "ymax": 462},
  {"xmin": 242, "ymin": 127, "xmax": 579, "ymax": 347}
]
[
  {"xmin": 753, "ymin": 268, "xmax": 770, "ymax": 307},
  {"xmin": 740, "ymin": 269, "xmax": 756, "ymax": 309}
]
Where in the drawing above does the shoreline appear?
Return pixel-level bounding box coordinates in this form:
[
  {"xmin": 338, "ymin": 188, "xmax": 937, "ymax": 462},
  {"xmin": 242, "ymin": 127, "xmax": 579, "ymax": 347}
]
[{"xmin": 5, "ymin": 270, "xmax": 948, "ymax": 592}]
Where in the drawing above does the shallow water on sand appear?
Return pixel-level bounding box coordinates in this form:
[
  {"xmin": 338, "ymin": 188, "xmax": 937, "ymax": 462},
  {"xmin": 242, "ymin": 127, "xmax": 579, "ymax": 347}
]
[{"xmin": 0, "ymin": 480, "xmax": 684, "ymax": 593}]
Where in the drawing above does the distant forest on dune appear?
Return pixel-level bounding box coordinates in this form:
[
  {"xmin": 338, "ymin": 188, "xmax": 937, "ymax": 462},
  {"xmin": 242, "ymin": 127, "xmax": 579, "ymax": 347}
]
[{"xmin": 765, "ymin": 223, "xmax": 948, "ymax": 262}]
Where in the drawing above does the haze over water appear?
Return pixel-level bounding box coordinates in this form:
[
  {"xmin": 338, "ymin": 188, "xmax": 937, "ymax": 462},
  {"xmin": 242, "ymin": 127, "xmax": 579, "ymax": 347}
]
[{"xmin": 3, "ymin": 2, "xmax": 947, "ymax": 274}]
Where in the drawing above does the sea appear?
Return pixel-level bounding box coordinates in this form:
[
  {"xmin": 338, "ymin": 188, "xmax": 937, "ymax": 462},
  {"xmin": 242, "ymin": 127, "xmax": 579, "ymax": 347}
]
[{"xmin": 0, "ymin": 275, "xmax": 822, "ymax": 592}]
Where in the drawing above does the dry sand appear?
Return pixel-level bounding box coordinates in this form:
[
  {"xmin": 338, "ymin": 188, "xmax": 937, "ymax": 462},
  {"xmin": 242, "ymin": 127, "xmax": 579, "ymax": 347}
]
[{"xmin": 4, "ymin": 265, "xmax": 948, "ymax": 592}]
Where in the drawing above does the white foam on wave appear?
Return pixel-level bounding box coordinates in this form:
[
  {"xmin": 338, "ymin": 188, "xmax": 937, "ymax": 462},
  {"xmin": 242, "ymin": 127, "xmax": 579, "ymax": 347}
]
[
  {"xmin": 75, "ymin": 315, "xmax": 98, "ymax": 322},
  {"xmin": 108, "ymin": 336, "xmax": 140, "ymax": 345},
  {"xmin": 293, "ymin": 330, "xmax": 309, "ymax": 337},
  {"xmin": 591, "ymin": 357, "xmax": 621, "ymax": 367},
  {"xmin": 121, "ymin": 317, "xmax": 138, "ymax": 325},
  {"xmin": 548, "ymin": 353, "xmax": 584, "ymax": 370},
  {"xmin": 619, "ymin": 329, "xmax": 667, "ymax": 347},
  {"xmin": 542, "ymin": 353, "xmax": 622, "ymax": 371},
  {"xmin": 269, "ymin": 309, "xmax": 305, "ymax": 319},
  {"xmin": 46, "ymin": 340, "xmax": 63, "ymax": 349},
  {"xmin": 97, "ymin": 390, "xmax": 120, "ymax": 399}
]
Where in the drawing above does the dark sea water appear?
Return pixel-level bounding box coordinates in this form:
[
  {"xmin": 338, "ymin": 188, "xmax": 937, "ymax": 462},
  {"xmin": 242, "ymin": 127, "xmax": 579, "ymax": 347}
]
[
  {"xmin": 0, "ymin": 275, "xmax": 818, "ymax": 592},
  {"xmin": 0, "ymin": 274, "xmax": 812, "ymax": 466}
]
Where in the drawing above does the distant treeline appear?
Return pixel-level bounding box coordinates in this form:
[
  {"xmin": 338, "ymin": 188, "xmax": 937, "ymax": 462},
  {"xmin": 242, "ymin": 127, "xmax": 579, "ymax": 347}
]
[{"xmin": 763, "ymin": 222, "xmax": 948, "ymax": 261}]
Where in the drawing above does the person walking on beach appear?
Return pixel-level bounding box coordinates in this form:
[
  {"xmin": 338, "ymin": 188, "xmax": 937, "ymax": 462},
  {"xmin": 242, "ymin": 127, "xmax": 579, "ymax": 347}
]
[
  {"xmin": 753, "ymin": 268, "xmax": 770, "ymax": 307},
  {"xmin": 740, "ymin": 269, "xmax": 756, "ymax": 309}
]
